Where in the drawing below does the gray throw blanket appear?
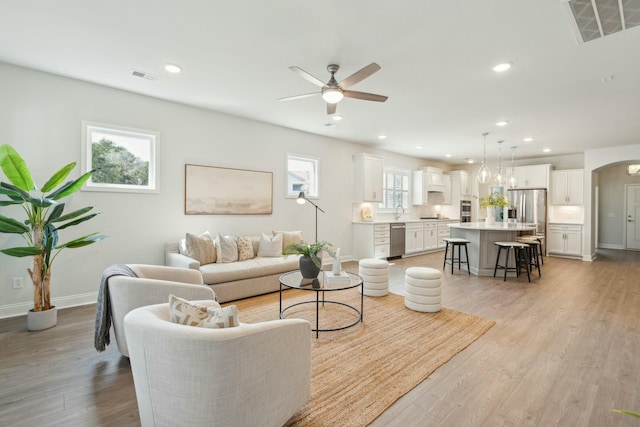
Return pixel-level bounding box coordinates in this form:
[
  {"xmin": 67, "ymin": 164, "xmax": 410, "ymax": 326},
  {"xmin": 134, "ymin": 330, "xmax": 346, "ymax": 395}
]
[{"xmin": 94, "ymin": 264, "xmax": 137, "ymax": 352}]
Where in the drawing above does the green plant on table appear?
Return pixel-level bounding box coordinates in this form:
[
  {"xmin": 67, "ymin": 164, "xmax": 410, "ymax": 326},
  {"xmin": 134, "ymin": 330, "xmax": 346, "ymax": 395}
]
[
  {"xmin": 476, "ymin": 191, "xmax": 512, "ymax": 209},
  {"xmin": 612, "ymin": 409, "xmax": 640, "ymax": 418},
  {"xmin": 0, "ymin": 144, "xmax": 106, "ymax": 312},
  {"xmin": 284, "ymin": 240, "xmax": 335, "ymax": 268}
]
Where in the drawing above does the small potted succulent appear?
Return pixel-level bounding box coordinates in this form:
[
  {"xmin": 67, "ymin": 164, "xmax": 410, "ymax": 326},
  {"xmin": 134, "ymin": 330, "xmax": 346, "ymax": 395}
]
[
  {"xmin": 284, "ymin": 240, "xmax": 335, "ymax": 278},
  {"xmin": 0, "ymin": 144, "xmax": 106, "ymax": 330}
]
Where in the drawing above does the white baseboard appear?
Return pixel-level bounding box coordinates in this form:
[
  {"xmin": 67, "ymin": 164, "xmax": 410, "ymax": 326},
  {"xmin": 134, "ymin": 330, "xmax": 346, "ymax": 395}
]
[
  {"xmin": 598, "ymin": 243, "xmax": 625, "ymax": 250},
  {"xmin": 0, "ymin": 292, "xmax": 98, "ymax": 319}
]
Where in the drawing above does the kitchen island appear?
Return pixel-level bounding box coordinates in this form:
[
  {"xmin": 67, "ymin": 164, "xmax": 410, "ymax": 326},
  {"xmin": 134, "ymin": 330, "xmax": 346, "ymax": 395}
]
[{"xmin": 448, "ymin": 222, "xmax": 536, "ymax": 276}]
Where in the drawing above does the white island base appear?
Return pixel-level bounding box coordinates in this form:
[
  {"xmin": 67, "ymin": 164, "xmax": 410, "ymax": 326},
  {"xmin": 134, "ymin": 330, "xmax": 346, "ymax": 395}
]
[{"xmin": 448, "ymin": 222, "xmax": 536, "ymax": 276}]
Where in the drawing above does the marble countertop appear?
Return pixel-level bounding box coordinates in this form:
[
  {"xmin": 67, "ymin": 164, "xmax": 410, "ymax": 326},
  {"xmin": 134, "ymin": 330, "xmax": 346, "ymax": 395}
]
[
  {"xmin": 448, "ymin": 221, "xmax": 536, "ymax": 231},
  {"xmin": 353, "ymin": 218, "xmax": 460, "ymax": 224}
]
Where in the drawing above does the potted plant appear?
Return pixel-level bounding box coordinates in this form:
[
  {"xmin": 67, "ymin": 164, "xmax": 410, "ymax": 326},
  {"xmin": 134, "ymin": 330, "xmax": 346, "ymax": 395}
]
[
  {"xmin": 284, "ymin": 240, "xmax": 335, "ymax": 278},
  {"xmin": 0, "ymin": 144, "xmax": 106, "ymax": 330},
  {"xmin": 476, "ymin": 191, "xmax": 511, "ymax": 225}
]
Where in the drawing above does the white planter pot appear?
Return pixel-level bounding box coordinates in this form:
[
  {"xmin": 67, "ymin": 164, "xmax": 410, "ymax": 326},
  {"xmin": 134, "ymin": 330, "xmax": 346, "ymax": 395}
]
[
  {"xmin": 486, "ymin": 207, "xmax": 496, "ymax": 225},
  {"xmin": 27, "ymin": 306, "xmax": 57, "ymax": 331}
]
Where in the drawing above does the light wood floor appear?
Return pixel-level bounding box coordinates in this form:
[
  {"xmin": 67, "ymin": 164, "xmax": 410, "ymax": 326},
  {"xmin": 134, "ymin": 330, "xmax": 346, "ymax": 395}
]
[{"xmin": 1, "ymin": 249, "xmax": 639, "ymax": 426}]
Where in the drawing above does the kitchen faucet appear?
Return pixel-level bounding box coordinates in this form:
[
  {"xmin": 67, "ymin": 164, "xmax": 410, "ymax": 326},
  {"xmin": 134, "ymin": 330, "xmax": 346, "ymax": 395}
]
[{"xmin": 395, "ymin": 205, "xmax": 405, "ymax": 220}]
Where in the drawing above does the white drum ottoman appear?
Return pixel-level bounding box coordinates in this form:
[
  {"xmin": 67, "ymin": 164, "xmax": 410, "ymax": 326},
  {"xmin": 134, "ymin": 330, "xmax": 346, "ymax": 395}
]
[
  {"xmin": 404, "ymin": 267, "xmax": 442, "ymax": 312},
  {"xmin": 358, "ymin": 258, "xmax": 389, "ymax": 297}
]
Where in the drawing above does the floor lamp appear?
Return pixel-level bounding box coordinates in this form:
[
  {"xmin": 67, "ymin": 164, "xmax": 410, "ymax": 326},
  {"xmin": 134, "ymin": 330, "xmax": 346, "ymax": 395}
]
[{"xmin": 297, "ymin": 191, "xmax": 325, "ymax": 242}]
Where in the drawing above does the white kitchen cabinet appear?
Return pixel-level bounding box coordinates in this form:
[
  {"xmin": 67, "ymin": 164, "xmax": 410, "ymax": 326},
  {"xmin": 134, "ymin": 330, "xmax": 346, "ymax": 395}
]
[
  {"xmin": 353, "ymin": 153, "xmax": 383, "ymax": 202},
  {"xmin": 412, "ymin": 168, "xmax": 445, "ymax": 205},
  {"xmin": 352, "ymin": 223, "xmax": 390, "ymax": 259},
  {"xmin": 423, "ymin": 222, "xmax": 438, "ymax": 250},
  {"xmin": 437, "ymin": 221, "xmax": 452, "ymax": 249},
  {"xmin": 442, "ymin": 174, "xmax": 452, "ymax": 205},
  {"xmin": 548, "ymin": 224, "xmax": 582, "ymax": 257},
  {"xmin": 450, "ymin": 170, "xmax": 471, "ymax": 198},
  {"xmin": 551, "ymin": 170, "xmax": 584, "ymax": 205},
  {"xmin": 405, "ymin": 223, "xmax": 424, "ymax": 254},
  {"xmin": 511, "ymin": 164, "xmax": 550, "ymax": 189}
]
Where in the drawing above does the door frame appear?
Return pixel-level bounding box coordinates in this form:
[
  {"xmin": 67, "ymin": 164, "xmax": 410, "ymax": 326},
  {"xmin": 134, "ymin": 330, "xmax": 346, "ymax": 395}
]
[{"xmin": 624, "ymin": 184, "xmax": 640, "ymax": 250}]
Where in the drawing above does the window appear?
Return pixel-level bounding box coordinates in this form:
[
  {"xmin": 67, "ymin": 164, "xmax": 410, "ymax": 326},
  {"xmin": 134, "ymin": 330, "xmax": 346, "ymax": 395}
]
[
  {"xmin": 627, "ymin": 164, "xmax": 640, "ymax": 175},
  {"xmin": 286, "ymin": 154, "xmax": 318, "ymax": 198},
  {"xmin": 81, "ymin": 121, "xmax": 159, "ymax": 193},
  {"xmin": 380, "ymin": 169, "xmax": 410, "ymax": 210}
]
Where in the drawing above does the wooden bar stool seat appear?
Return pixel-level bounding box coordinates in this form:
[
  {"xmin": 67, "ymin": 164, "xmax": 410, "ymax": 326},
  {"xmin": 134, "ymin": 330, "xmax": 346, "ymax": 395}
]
[
  {"xmin": 442, "ymin": 238, "xmax": 470, "ymax": 275},
  {"xmin": 493, "ymin": 241, "xmax": 530, "ymax": 282}
]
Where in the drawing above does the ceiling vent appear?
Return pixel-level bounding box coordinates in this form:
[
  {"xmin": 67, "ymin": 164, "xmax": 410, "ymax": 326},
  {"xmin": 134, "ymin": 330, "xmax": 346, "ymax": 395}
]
[
  {"xmin": 562, "ymin": 0, "xmax": 640, "ymax": 43},
  {"xmin": 131, "ymin": 69, "xmax": 159, "ymax": 81}
]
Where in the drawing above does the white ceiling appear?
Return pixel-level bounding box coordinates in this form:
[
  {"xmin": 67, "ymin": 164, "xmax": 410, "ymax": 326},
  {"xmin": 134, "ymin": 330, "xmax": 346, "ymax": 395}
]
[{"xmin": 1, "ymin": 0, "xmax": 639, "ymax": 164}]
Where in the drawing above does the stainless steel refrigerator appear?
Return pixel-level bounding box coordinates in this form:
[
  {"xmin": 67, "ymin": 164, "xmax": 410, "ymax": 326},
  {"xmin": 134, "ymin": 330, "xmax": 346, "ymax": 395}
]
[{"xmin": 506, "ymin": 188, "xmax": 547, "ymax": 236}]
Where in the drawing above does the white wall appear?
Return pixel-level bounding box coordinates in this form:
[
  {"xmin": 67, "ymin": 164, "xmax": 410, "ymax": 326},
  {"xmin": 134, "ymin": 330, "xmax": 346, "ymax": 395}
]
[{"xmin": 0, "ymin": 62, "xmax": 433, "ymax": 317}]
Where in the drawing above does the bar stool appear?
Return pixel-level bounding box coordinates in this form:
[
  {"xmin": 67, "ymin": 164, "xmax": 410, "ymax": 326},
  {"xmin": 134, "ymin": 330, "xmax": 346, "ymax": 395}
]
[
  {"xmin": 493, "ymin": 241, "xmax": 530, "ymax": 282},
  {"xmin": 518, "ymin": 237, "xmax": 542, "ymax": 277},
  {"xmin": 442, "ymin": 238, "xmax": 470, "ymax": 275}
]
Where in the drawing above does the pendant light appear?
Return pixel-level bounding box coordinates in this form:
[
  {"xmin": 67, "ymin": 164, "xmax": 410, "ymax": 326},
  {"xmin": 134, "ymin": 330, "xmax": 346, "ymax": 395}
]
[
  {"xmin": 476, "ymin": 132, "xmax": 492, "ymax": 184},
  {"xmin": 508, "ymin": 146, "xmax": 518, "ymax": 188},
  {"xmin": 494, "ymin": 140, "xmax": 506, "ymax": 186}
]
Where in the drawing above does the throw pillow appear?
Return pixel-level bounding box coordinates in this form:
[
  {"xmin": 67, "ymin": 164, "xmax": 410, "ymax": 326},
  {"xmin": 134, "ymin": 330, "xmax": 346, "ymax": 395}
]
[
  {"xmin": 237, "ymin": 235, "xmax": 255, "ymax": 261},
  {"xmin": 201, "ymin": 305, "xmax": 240, "ymax": 328},
  {"xmin": 184, "ymin": 231, "xmax": 216, "ymax": 265},
  {"xmin": 215, "ymin": 234, "xmax": 239, "ymax": 263},
  {"xmin": 169, "ymin": 294, "xmax": 218, "ymax": 326},
  {"xmin": 257, "ymin": 232, "xmax": 283, "ymax": 257},
  {"xmin": 273, "ymin": 230, "xmax": 303, "ymax": 253}
]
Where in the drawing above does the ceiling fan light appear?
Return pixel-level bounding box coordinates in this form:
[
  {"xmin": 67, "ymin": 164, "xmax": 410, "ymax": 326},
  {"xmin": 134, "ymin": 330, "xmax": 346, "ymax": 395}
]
[{"xmin": 322, "ymin": 87, "xmax": 344, "ymax": 104}]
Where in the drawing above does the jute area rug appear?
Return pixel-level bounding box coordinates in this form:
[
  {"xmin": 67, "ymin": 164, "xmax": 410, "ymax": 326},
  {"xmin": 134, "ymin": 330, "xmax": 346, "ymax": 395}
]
[{"xmin": 229, "ymin": 289, "xmax": 495, "ymax": 427}]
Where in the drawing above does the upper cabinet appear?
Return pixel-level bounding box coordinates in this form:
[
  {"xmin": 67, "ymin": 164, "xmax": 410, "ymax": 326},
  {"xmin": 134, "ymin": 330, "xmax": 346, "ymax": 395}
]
[
  {"xmin": 511, "ymin": 164, "xmax": 550, "ymax": 189},
  {"xmin": 412, "ymin": 167, "xmax": 445, "ymax": 205},
  {"xmin": 450, "ymin": 170, "xmax": 471, "ymax": 200},
  {"xmin": 353, "ymin": 153, "xmax": 383, "ymax": 202},
  {"xmin": 551, "ymin": 169, "xmax": 584, "ymax": 205},
  {"xmin": 442, "ymin": 174, "xmax": 452, "ymax": 205}
]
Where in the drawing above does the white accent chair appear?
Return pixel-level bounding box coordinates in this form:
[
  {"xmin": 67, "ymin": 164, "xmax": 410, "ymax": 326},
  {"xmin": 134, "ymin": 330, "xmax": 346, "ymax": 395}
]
[
  {"xmin": 108, "ymin": 264, "xmax": 215, "ymax": 357},
  {"xmin": 124, "ymin": 302, "xmax": 311, "ymax": 427}
]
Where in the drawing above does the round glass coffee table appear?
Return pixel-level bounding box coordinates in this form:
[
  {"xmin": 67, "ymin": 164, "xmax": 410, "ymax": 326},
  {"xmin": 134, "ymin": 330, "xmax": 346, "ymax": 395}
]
[{"xmin": 279, "ymin": 270, "xmax": 363, "ymax": 338}]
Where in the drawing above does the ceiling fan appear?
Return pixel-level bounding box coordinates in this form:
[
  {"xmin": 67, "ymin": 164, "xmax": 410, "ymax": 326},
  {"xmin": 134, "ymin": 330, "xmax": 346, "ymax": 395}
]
[{"xmin": 279, "ymin": 63, "xmax": 388, "ymax": 115}]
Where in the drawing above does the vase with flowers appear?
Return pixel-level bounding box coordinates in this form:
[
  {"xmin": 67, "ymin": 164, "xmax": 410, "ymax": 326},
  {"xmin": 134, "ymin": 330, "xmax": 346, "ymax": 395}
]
[
  {"xmin": 284, "ymin": 240, "xmax": 335, "ymax": 278},
  {"xmin": 476, "ymin": 191, "xmax": 511, "ymax": 225}
]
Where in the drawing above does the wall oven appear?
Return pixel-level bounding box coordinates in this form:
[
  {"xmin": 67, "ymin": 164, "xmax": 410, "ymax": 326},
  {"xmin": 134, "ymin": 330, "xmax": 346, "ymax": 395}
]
[{"xmin": 460, "ymin": 200, "xmax": 471, "ymax": 223}]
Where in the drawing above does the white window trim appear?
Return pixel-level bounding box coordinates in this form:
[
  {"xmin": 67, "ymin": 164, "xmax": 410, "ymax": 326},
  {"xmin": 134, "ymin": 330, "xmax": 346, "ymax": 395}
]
[
  {"xmin": 285, "ymin": 153, "xmax": 319, "ymax": 199},
  {"xmin": 379, "ymin": 168, "xmax": 411, "ymax": 211},
  {"xmin": 81, "ymin": 121, "xmax": 159, "ymax": 194}
]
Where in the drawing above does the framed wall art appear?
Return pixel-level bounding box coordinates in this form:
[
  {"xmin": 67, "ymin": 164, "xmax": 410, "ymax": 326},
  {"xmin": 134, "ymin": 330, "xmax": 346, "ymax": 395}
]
[{"xmin": 185, "ymin": 164, "xmax": 273, "ymax": 215}]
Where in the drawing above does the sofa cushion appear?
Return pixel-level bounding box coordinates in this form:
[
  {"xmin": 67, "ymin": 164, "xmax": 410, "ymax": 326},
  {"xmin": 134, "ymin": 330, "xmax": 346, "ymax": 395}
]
[
  {"xmin": 200, "ymin": 255, "xmax": 300, "ymax": 285},
  {"xmin": 237, "ymin": 236, "xmax": 255, "ymax": 261},
  {"xmin": 168, "ymin": 294, "xmax": 221, "ymax": 326},
  {"xmin": 257, "ymin": 233, "xmax": 282, "ymax": 257},
  {"xmin": 202, "ymin": 305, "xmax": 240, "ymax": 328},
  {"xmin": 184, "ymin": 232, "xmax": 216, "ymax": 265},
  {"xmin": 216, "ymin": 234, "xmax": 239, "ymax": 263},
  {"xmin": 273, "ymin": 230, "xmax": 303, "ymax": 253}
]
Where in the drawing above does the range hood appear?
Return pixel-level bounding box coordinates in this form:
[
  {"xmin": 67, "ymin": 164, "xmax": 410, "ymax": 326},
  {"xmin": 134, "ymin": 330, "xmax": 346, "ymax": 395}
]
[{"xmin": 425, "ymin": 168, "xmax": 444, "ymax": 192}]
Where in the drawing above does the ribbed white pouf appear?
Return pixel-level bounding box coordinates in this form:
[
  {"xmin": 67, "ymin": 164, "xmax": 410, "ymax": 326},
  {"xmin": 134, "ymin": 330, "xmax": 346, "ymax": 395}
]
[
  {"xmin": 358, "ymin": 258, "xmax": 389, "ymax": 297},
  {"xmin": 404, "ymin": 267, "xmax": 442, "ymax": 312}
]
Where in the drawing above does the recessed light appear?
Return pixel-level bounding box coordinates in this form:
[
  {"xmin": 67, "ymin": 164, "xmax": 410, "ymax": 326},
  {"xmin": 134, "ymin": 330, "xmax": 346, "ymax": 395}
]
[
  {"xmin": 543, "ymin": 148, "xmax": 551, "ymax": 153},
  {"xmin": 492, "ymin": 62, "xmax": 512, "ymax": 72},
  {"xmin": 332, "ymin": 115, "xmax": 343, "ymax": 121},
  {"xmin": 164, "ymin": 64, "xmax": 182, "ymax": 73},
  {"xmin": 496, "ymin": 121, "xmax": 509, "ymax": 127},
  {"xmin": 523, "ymin": 137, "xmax": 534, "ymax": 142},
  {"xmin": 416, "ymin": 146, "xmax": 423, "ymax": 150},
  {"xmin": 466, "ymin": 159, "xmax": 474, "ymax": 164},
  {"xmin": 378, "ymin": 135, "xmax": 387, "ymax": 140},
  {"xmin": 445, "ymin": 154, "xmax": 452, "ymax": 158}
]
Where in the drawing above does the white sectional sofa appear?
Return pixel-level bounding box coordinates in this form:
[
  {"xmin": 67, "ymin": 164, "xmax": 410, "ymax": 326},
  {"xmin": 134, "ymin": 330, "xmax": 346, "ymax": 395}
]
[{"xmin": 165, "ymin": 232, "xmax": 301, "ymax": 303}]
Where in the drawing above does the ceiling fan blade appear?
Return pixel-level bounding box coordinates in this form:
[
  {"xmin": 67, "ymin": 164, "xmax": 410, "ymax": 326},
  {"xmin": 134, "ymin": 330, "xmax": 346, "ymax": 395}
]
[
  {"xmin": 289, "ymin": 66, "xmax": 326, "ymax": 88},
  {"xmin": 338, "ymin": 63, "xmax": 381, "ymax": 89},
  {"xmin": 327, "ymin": 103, "xmax": 337, "ymax": 115},
  {"xmin": 278, "ymin": 92, "xmax": 320, "ymax": 101},
  {"xmin": 343, "ymin": 90, "xmax": 388, "ymax": 102}
]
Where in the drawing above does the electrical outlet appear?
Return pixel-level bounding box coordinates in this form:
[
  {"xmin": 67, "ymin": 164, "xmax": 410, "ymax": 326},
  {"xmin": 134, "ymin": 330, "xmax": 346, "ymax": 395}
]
[{"xmin": 12, "ymin": 277, "xmax": 23, "ymax": 289}]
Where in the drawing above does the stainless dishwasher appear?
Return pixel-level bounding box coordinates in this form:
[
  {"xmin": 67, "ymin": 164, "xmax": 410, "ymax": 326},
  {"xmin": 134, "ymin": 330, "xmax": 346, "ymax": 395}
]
[{"xmin": 389, "ymin": 223, "xmax": 406, "ymax": 258}]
